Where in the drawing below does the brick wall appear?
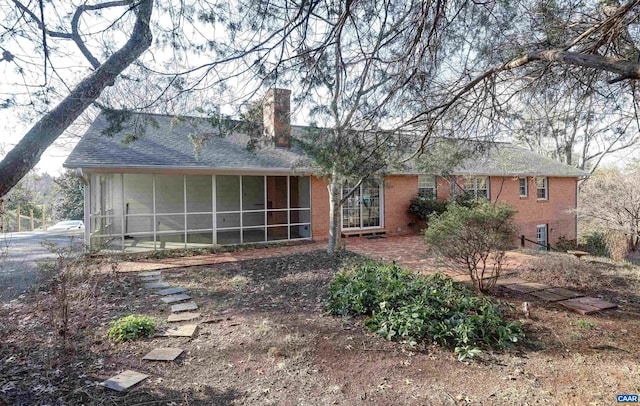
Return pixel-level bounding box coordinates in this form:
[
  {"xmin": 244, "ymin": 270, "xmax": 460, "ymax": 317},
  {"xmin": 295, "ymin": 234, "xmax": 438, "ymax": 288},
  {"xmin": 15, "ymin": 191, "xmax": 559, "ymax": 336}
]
[
  {"xmin": 311, "ymin": 175, "xmax": 419, "ymax": 239},
  {"xmin": 311, "ymin": 176, "xmax": 330, "ymax": 240},
  {"xmin": 310, "ymin": 174, "xmax": 578, "ymax": 246},
  {"xmin": 383, "ymin": 175, "xmax": 419, "ymax": 234},
  {"xmin": 488, "ymin": 176, "xmax": 577, "ymax": 247}
]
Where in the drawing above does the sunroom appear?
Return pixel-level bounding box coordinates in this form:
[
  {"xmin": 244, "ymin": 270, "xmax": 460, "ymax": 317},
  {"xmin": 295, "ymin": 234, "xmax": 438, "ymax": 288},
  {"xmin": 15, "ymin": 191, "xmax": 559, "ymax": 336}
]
[{"xmin": 88, "ymin": 172, "xmax": 311, "ymax": 252}]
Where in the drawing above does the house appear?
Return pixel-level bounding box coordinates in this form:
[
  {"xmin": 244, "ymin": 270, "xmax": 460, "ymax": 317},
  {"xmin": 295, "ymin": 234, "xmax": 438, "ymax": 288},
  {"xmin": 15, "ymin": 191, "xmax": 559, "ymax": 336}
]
[{"xmin": 64, "ymin": 88, "xmax": 588, "ymax": 252}]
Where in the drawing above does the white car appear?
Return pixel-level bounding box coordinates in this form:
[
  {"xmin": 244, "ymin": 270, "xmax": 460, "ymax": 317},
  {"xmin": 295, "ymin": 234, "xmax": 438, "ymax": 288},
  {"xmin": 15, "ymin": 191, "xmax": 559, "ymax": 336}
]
[{"xmin": 47, "ymin": 220, "xmax": 85, "ymax": 231}]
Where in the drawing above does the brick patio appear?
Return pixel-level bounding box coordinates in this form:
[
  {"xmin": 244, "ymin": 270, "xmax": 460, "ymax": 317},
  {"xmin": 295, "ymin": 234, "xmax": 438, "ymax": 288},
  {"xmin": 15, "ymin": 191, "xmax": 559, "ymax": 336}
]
[
  {"xmin": 116, "ymin": 235, "xmax": 533, "ymax": 282},
  {"xmin": 343, "ymin": 235, "xmax": 534, "ymax": 282}
]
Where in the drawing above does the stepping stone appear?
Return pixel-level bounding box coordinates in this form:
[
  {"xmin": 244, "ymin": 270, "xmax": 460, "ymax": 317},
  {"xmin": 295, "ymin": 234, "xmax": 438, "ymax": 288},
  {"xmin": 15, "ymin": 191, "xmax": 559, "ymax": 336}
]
[
  {"xmin": 139, "ymin": 275, "xmax": 163, "ymax": 282},
  {"xmin": 100, "ymin": 370, "xmax": 148, "ymax": 392},
  {"xmin": 160, "ymin": 294, "xmax": 191, "ymax": 304},
  {"xmin": 495, "ymin": 277, "xmax": 530, "ymax": 286},
  {"xmin": 559, "ymin": 297, "xmax": 617, "ymax": 315},
  {"xmin": 505, "ymin": 282, "xmax": 548, "ymax": 294},
  {"xmin": 545, "ymin": 287, "xmax": 584, "ymax": 299},
  {"xmin": 171, "ymin": 302, "xmax": 198, "ymax": 313},
  {"xmin": 160, "ymin": 324, "xmax": 198, "ymax": 338},
  {"xmin": 167, "ymin": 312, "xmax": 200, "ymax": 322},
  {"xmin": 138, "ymin": 271, "xmax": 162, "ymax": 277},
  {"xmin": 142, "ymin": 347, "xmax": 184, "ymax": 361},
  {"xmin": 144, "ymin": 282, "xmax": 171, "ymax": 289},
  {"xmin": 529, "ymin": 289, "xmax": 567, "ymax": 302},
  {"xmin": 157, "ymin": 287, "xmax": 187, "ymax": 296}
]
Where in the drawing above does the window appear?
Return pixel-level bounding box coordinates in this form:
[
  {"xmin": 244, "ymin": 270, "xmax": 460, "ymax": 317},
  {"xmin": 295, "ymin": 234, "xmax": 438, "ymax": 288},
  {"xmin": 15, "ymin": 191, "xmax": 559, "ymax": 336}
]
[
  {"xmin": 536, "ymin": 177, "xmax": 548, "ymax": 200},
  {"xmin": 463, "ymin": 176, "xmax": 489, "ymax": 199},
  {"xmin": 536, "ymin": 224, "xmax": 548, "ymax": 251},
  {"xmin": 418, "ymin": 175, "xmax": 436, "ymax": 199},
  {"xmin": 519, "ymin": 177, "xmax": 528, "ymax": 197}
]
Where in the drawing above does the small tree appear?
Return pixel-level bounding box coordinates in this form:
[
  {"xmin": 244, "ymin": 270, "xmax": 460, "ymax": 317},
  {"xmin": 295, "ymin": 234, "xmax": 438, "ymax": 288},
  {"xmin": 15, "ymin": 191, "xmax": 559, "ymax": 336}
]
[
  {"xmin": 52, "ymin": 170, "xmax": 84, "ymax": 221},
  {"xmin": 579, "ymin": 167, "xmax": 640, "ymax": 256},
  {"xmin": 424, "ymin": 201, "xmax": 517, "ymax": 293}
]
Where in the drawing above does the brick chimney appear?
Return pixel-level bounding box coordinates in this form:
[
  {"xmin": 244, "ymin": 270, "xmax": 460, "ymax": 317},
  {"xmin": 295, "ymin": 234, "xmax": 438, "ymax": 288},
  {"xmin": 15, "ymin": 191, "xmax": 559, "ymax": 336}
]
[{"xmin": 263, "ymin": 88, "xmax": 291, "ymax": 148}]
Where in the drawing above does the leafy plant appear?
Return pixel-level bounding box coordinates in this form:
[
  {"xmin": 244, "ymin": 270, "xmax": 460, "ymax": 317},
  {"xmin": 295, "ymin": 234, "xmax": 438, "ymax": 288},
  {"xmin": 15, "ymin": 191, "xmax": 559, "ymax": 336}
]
[
  {"xmin": 407, "ymin": 197, "xmax": 449, "ymax": 222},
  {"xmin": 327, "ymin": 261, "xmax": 523, "ymax": 359},
  {"xmin": 583, "ymin": 231, "xmax": 610, "ymax": 258},
  {"xmin": 108, "ymin": 315, "xmax": 156, "ymax": 342},
  {"xmin": 573, "ymin": 319, "xmax": 597, "ymax": 329},
  {"xmin": 424, "ymin": 201, "xmax": 517, "ymax": 293}
]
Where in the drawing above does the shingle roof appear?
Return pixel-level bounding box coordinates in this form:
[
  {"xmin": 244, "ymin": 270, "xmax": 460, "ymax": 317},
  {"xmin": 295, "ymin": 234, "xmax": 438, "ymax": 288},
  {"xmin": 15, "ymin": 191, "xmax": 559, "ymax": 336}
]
[
  {"xmin": 65, "ymin": 112, "xmax": 588, "ymax": 178},
  {"xmin": 64, "ymin": 112, "xmax": 310, "ymax": 171},
  {"xmin": 451, "ymin": 143, "xmax": 589, "ymax": 177}
]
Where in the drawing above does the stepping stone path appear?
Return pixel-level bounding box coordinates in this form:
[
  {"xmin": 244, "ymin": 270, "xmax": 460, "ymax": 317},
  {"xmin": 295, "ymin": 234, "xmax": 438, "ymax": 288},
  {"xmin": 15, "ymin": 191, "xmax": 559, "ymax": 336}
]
[
  {"xmin": 101, "ymin": 370, "xmax": 148, "ymax": 392},
  {"xmin": 529, "ymin": 289, "xmax": 569, "ymax": 302},
  {"xmin": 559, "ymin": 297, "xmax": 618, "ymax": 315},
  {"xmin": 157, "ymin": 287, "xmax": 187, "ymax": 296},
  {"xmin": 144, "ymin": 282, "xmax": 171, "ymax": 289},
  {"xmin": 160, "ymin": 324, "xmax": 198, "ymax": 337},
  {"xmin": 142, "ymin": 348, "xmax": 184, "ymax": 361},
  {"xmin": 545, "ymin": 287, "xmax": 584, "ymax": 299},
  {"xmin": 171, "ymin": 302, "xmax": 198, "ymax": 312},
  {"xmin": 103, "ymin": 268, "xmax": 203, "ymax": 392},
  {"xmin": 139, "ymin": 275, "xmax": 163, "ymax": 282},
  {"xmin": 161, "ymin": 294, "xmax": 192, "ymax": 304},
  {"xmin": 138, "ymin": 271, "xmax": 162, "ymax": 277},
  {"xmin": 501, "ymin": 279, "xmax": 617, "ymax": 315},
  {"xmin": 167, "ymin": 312, "xmax": 200, "ymax": 322},
  {"xmin": 504, "ymin": 282, "xmax": 548, "ymax": 294}
]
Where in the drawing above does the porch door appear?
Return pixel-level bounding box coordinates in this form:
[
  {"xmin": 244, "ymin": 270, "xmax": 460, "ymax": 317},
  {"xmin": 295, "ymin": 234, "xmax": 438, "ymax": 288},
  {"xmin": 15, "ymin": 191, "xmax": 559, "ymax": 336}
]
[{"xmin": 341, "ymin": 180, "xmax": 382, "ymax": 230}]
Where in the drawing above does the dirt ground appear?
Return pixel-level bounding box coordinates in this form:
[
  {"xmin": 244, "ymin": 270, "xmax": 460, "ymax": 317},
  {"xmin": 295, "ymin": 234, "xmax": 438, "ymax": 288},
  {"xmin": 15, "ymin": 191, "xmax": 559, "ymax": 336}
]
[{"xmin": 1, "ymin": 249, "xmax": 639, "ymax": 405}]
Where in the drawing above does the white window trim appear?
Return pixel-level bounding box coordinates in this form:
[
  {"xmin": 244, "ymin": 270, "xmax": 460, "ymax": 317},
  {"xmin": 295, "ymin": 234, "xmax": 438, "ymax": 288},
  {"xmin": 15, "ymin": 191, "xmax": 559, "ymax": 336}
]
[
  {"xmin": 536, "ymin": 177, "xmax": 548, "ymax": 200},
  {"xmin": 463, "ymin": 176, "xmax": 490, "ymax": 199},
  {"xmin": 341, "ymin": 181, "xmax": 384, "ymax": 230},
  {"xmin": 418, "ymin": 175, "xmax": 437, "ymax": 199},
  {"xmin": 519, "ymin": 177, "xmax": 528, "ymax": 197}
]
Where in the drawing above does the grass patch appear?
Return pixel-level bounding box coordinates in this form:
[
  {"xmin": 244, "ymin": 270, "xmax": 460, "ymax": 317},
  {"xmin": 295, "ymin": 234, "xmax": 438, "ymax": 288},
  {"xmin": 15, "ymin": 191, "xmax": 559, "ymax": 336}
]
[
  {"xmin": 228, "ymin": 275, "xmax": 251, "ymax": 290},
  {"xmin": 326, "ymin": 261, "xmax": 523, "ymax": 360}
]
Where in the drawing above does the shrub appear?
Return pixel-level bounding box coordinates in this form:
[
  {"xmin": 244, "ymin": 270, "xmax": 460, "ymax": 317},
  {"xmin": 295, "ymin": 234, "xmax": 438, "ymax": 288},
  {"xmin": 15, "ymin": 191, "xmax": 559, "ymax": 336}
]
[
  {"xmin": 407, "ymin": 193, "xmax": 478, "ymax": 224},
  {"xmin": 424, "ymin": 201, "xmax": 517, "ymax": 293},
  {"xmin": 582, "ymin": 231, "xmax": 610, "ymax": 258},
  {"xmin": 407, "ymin": 197, "xmax": 449, "ymax": 222},
  {"xmin": 327, "ymin": 262, "xmax": 523, "ymax": 360},
  {"xmin": 555, "ymin": 236, "xmax": 578, "ymax": 252},
  {"xmin": 108, "ymin": 315, "xmax": 156, "ymax": 342}
]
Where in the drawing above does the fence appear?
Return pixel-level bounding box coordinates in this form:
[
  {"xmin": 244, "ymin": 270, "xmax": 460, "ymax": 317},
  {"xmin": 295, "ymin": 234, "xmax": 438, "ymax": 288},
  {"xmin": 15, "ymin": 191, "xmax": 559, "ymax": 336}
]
[
  {"xmin": 0, "ymin": 204, "xmax": 48, "ymax": 233},
  {"xmin": 520, "ymin": 235, "xmax": 559, "ymax": 251}
]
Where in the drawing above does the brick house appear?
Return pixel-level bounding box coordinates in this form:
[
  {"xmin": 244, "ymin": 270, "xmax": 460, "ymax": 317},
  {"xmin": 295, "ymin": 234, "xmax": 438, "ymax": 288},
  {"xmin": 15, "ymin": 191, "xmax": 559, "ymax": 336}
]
[{"xmin": 64, "ymin": 89, "xmax": 588, "ymax": 252}]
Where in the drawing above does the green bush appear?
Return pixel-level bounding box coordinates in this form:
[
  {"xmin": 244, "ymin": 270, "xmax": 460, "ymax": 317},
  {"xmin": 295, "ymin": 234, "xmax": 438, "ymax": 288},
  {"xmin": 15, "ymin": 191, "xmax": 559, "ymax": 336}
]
[
  {"xmin": 583, "ymin": 231, "xmax": 610, "ymax": 258},
  {"xmin": 424, "ymin": 201, "xmax": 517, "ymax": 293},
  {"xmin": 407, "ymin": 197, "xmax": 449, "ymax": 222},
  {"xmin": 407, "ymin": 193, "xmax": 478, "ymax": 223},
  {"xmin": 326, "ymin": 262, "xmax": 523, "ymax": 360},
  {"xmin": 108, "ymin": 315, "xmax": 156, "ymax": 342}
]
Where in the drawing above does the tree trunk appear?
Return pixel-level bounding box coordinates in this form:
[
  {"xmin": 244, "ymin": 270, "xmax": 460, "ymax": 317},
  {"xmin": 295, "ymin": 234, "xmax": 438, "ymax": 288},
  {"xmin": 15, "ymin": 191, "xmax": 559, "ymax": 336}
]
[
  {"xmin": 0, "ymin": 0, "xmax": 154, "ymax": 197},
  {"xmin": 327, "ymin": 175, "xmax": 342, "ymax": 255}
]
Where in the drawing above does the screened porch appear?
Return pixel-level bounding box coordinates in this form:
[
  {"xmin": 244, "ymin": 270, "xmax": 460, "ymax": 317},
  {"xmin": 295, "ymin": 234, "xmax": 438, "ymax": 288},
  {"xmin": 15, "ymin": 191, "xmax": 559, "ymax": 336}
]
[{"xmin": 88, "ymin": 173, "xmax": 311, "ymax": 252}]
